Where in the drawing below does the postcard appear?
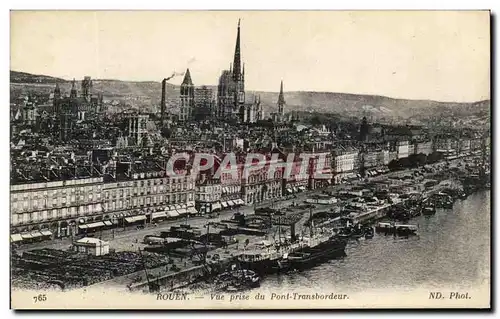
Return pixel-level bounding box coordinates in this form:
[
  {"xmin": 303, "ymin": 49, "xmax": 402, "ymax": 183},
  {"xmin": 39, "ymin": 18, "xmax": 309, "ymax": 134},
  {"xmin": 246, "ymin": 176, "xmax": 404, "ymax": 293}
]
[{"xmin": 9, "ymin": 10, "xmax": 490, "ymax": 309}]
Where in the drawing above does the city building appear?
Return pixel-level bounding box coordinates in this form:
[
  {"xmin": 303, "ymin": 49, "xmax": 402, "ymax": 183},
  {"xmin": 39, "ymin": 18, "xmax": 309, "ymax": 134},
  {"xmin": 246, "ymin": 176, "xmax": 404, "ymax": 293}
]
[
  {"xmin": 414, "ymin": 140, "xmax": 433, "ymax": 156},
  {"xmin": 195, "ymin": 177, "xmax": 222, "ymax": 215},
  {"xmin": 101, "ymin": 168, "xmax": 196, "ymax": 228},
  {"xmin": 20, "ymin": 95, "xmax": 38, "ymax": 127},
  {"xmin": 10, "ymin": 177, "xmax": 104, "ymax": 239},
  {"xmin": 73, "ymin": 237, "xmax": 110, "ymax": 256},
  {"xmin": 241, "ymin": 157, "xmax": 283, "ymax": 205},
  {"xmin": 333, "ymin": 148, "xmax": 359, "ymax": 184},
  {"xmin": 396, "ymin": 140, "xmax": 410, "ymax": 159},
  {"xmin": 179, "ymin": 69, "xmax": 195, "ymax": 122},
  {"xmin": 127, "ymin": 113, "xmax": 150, "ymax": 147},
  {"xmin": 194, "ymin": 85, "xmax": 214, "ymax": 121}
]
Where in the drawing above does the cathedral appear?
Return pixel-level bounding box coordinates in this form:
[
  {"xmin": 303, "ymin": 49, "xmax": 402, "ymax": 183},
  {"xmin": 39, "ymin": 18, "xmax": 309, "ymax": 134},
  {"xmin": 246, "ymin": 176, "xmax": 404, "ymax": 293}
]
[
  {"xmin": 52, "ymin": 77, "xmax": 104, "ymax": 141},
  {"xmin": 216, "ymin": 20, "xmax": 262, "ymax": 124}
]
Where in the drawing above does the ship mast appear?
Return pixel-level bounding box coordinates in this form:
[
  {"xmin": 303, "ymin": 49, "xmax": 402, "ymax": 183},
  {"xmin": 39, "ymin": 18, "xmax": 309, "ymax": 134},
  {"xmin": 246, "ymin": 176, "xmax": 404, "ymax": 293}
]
[
  {"xmin": 138, "ymin": 248, "xmax": 158, "ymax": 293},
  {"xmin": 309, "ymin": 207, "xmax": 314, "ymax": 238},
  {"xmin": 278, "ymin": 215, "xmax": 281, "ymax": 246}
]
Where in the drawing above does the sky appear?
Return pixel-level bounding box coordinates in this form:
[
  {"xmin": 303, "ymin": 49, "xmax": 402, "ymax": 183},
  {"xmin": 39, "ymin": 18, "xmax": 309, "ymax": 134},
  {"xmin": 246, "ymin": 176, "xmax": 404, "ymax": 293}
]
[{"xmin": 10, "ymin": 11, "xmax": 490, "ymax": 102}]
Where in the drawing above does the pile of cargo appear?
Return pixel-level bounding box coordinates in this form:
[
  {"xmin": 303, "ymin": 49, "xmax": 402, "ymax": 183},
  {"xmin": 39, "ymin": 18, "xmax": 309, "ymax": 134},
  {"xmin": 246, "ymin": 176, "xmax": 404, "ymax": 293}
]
[{"xmin": 11, "ymin": 249, "xmax": 171, "ymax": 290}]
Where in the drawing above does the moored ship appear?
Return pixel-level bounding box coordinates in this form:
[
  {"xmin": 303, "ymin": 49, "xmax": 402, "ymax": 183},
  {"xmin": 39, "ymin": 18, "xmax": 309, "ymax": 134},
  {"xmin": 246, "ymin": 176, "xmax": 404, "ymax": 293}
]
[{"xmin": 281, "ymin": 236, "xmax": 347, "ymax": 270}]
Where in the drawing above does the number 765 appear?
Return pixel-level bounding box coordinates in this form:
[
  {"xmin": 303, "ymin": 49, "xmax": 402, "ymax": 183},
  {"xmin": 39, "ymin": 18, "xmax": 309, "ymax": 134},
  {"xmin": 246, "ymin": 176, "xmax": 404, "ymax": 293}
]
[{"xmin": 33, "ymin": 294, "xmax": 47, "ymax": 303}]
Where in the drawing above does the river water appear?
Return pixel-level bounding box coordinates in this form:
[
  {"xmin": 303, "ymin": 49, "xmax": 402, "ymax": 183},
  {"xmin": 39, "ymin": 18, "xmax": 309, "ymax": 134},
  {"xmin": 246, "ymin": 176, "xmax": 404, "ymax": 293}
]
[{"xmin": 256, "ymin": 190, "xmax": 491, "ymax": 293}]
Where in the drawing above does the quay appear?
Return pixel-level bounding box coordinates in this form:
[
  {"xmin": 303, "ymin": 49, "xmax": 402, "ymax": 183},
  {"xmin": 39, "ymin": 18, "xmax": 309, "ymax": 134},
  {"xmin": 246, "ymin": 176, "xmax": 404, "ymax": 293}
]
[{"xmin": 11, "ymin": 155, "xmax": 489, "ymax": 293}]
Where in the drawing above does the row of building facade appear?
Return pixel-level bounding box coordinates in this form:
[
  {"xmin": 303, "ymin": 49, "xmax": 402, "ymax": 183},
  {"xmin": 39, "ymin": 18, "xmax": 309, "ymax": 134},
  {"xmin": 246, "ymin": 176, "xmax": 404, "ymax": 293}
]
[{"xmin": 10, "ymin": 134, "xmax": 487, "ymax": 239}]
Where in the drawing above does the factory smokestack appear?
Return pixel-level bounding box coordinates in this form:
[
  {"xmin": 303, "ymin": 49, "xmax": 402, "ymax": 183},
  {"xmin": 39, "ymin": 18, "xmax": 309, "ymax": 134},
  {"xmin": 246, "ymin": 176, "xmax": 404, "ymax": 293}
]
[{"xmin": 160, "ymin": 78, "xmax": 167, "ymax": 126}]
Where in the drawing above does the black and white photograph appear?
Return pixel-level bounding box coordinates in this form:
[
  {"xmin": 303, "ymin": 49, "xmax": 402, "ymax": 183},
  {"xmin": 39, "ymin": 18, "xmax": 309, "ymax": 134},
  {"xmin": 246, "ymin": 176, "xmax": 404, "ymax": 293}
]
[{"xmin": 9, "ymin": 10, "xmax": 491, "ymax": 309}]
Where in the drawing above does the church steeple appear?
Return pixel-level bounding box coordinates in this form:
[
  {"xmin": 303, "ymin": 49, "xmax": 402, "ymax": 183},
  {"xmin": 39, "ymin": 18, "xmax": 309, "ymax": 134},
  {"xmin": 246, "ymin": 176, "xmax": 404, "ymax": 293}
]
[
  {"xmin": 278, "ymin": 80, "xmax": 285, "ymax": 115},
  {"xmin": 181, "ymin": 68, "xmax": 193, "ymax": 86},
  {"xmin": 54, "ymin": 82, "xmax": 61, "ymax": 95},
  {"xmin": 232, "ymin": 19, "xmax": 242, "ymax": 80}
]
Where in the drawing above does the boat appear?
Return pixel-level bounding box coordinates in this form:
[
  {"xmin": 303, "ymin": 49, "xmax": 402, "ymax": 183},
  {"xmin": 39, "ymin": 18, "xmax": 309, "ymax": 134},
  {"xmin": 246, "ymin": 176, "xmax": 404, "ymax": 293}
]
[
  {"xmin": 432, "ymin": 193, "xmax": 454, "ymax": 209},
  {"xmin": 394, "ymin": 224, "xmax": 418, "ymax": 236},
  {"xmin": 215, "ymin": 268, "xmax": 260, "ymax": 291},
  {"xmin": 237, "ymin": 250, "xmax": 282, "ymax": 275},
  {"xmin": 337, "ymin": 227, "xmax": 353, "ymax": 239},
  {"xmin": 375, "ymin": 222, "xmax": 393, "ymax": 232},
  {"xmin": 364, "ymin": 227, "xmax": 374, "ymax": 239},
  {"xmin": 375, "ymin": 222, "xmax": 418, "ymax": 236},
  {"xmin": 422, "ymin": 204, "xmax": 436, "ymax": 216},
  {"xmin": 282, "ymin": 236, "xmax": 347, "ymax": 270}
]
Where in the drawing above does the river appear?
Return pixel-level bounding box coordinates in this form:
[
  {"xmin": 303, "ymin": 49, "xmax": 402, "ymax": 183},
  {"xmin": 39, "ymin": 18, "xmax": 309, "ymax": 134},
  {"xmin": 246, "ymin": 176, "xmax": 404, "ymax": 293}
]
[{"xmin": 256, "ymin": 190, "xmax": 490, "ymax": 293}]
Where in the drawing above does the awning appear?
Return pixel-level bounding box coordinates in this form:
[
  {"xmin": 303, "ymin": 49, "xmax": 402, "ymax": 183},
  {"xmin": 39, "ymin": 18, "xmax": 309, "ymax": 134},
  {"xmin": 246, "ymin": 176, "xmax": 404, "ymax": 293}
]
[
  {"xmin": 103, "ymin": 220, "xmax": 113, "ymax": 226},
  {"xmin": 87, "ymin": 221, "xmax": 105, "ymax": 229},
  {"xmin": 187, "ymin": 207, "xmax": 198, "ymax": 215},
  {"xmin": 40, "ymin": 230, "xmax": 53, "ymax": 236},
  {"xmin": 298, "ymin": 186, "xmax": 306, "ymax": 191},
  {"xmin": 286, "ymin": 188, "xmax": 293, "ymax": 194},
  {"xmin": 167, "ymin": 210, "xmax": 180, "ymax": 217},
  {"xmin": 177, "ymin": 208, "xmax": 188, "ymax": 215},
  {"xmin": 187, "ymin": 202, "xmax": 195, "ymax": 207},
  {"xmin": 180, "ymin": 204, "xmax": 187, "ymax": 209},
  {"xmin": 212, "ymin": 202, "xmax": 222, "ymax": 210},
  {"xmin": 125, "ymin": 216, "xmax": 146, "ymax": 223},
  {"xmin": 168, "ymin": 205, "xmax": 176, "ymax": 211},
  {"xmin": 227, "ymin": 200, "xmax": 235, "ymax": 206},
  {"xmin": 221, "ymin": 201, "xmax": 228, "ymax": 208},
  {"xmin": 152, "ymin": 211, "xmax": 167, "ymax": 219},
  {"xmin": 31, "ymin": 231, "xmax": 43, "ymax": 238},
  {"xmin": 235, "ymin": 199, "xmax": 245, "ymax": 205},
  {"xmin": 10, "ymin": 234, "xmax": 23, "ymax": 242},
  {"xmin": 175, "ymin": 204, "xmax": 182, "ymax": 209},
  {"xmin": 21, "ymin": 233, "xmax": 33, "ymax": 239}
]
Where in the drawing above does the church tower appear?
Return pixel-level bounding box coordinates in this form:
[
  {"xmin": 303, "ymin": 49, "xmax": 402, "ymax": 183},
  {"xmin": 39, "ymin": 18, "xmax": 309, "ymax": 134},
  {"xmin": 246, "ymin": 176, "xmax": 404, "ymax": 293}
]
[
  {"xmin": 216, "ymin": 19, "xmax": 247, "ymax": 122},
  {"xmin": 233, "ymin": 19, "xmax": 246, "ymax": 121},
  {"xmin": 70, "ymin": 79, "xmax": 77, "ymax": 99},
  {"xmin": 179, "ymin": 68, "xmax": 194, "ymax": 122},
  {"xmin": 53, "ymin": 82, "xmax": 61, "ymax": 114},
  {"xmin": 277, "ymin": 80, "xmax": 285, "ymax": 117}
]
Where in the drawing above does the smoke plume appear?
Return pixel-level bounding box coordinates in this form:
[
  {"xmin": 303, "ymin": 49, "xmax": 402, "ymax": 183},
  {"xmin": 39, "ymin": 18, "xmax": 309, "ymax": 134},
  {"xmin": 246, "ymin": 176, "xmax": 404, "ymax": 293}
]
[{"xmin": 164, "ymin": 71, "xmax": 185, "ymax": 82}]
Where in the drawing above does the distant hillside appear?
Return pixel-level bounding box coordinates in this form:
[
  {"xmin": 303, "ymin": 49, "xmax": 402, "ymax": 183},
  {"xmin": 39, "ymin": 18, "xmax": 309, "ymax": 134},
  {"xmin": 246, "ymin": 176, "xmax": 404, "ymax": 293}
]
[
  {"xmin": 252, "ymin": 91, "xmax": 490, "ymax": 120},
  {"xmin": 10, "ymin": 71, "xmax": 67, "ymax": 84},
  {"xmin": 10, "ymin": 70, "xmax": 490, "ymax": 120}
]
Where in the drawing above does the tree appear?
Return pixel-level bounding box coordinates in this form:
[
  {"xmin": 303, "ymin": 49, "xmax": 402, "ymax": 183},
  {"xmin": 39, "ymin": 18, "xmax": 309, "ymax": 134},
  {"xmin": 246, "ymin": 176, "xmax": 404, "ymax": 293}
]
[
  {"xmin": 408, "ymin": 154, "xmax": 426, "ymax": 168},
  {"xmin": 399, "ymin": 157, "xmax": 411, "ymax": 168},
  {"xmin": 388, "ymin": 159, "xmax": 400, "ymax": 171},
  {"xmin": 427, "ymin": 152, "xmax": 443, "ymax": 164}
]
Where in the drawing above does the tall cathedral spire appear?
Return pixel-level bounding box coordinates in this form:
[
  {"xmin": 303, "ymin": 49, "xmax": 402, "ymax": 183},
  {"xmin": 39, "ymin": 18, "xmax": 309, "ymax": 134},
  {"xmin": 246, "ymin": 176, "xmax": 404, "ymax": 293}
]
[
  {"xmin": 232, "ymin": 19, "xmax": 241, "ymax": 80},
  {"xmin": 278, "ymin": 80, "xmax": 285, "ymax": 115}
]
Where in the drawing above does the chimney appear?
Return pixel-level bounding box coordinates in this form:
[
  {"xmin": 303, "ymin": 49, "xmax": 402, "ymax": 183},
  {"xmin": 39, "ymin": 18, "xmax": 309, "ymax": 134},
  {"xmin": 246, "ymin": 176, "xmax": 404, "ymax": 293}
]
[{"xmin": 160, "ymin": 79, "xmax": 167, "ymax": 126}]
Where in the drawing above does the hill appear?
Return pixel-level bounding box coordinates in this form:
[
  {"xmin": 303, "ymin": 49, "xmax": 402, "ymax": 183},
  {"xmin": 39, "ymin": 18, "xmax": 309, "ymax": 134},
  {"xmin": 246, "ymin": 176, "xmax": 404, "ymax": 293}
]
[{"xmin": 10, "ymin": 70, "xmax": 490, "ymax": 120}]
